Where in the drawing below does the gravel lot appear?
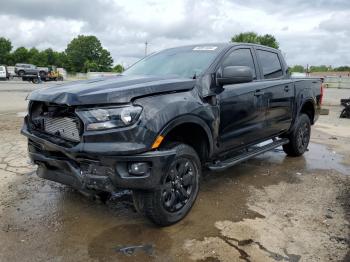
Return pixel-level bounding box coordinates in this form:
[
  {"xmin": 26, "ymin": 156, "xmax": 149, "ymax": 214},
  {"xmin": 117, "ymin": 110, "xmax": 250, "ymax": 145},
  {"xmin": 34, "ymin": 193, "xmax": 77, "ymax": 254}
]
[{"xmin": 0, "ymin": 81, "xmax": 349, "ymax": 261}]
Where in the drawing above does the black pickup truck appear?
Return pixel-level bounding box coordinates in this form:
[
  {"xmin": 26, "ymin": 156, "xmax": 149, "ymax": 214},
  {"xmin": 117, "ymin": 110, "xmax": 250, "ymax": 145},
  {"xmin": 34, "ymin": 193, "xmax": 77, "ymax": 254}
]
[{"xmin": 22, "ymin": 43, "xmax": 322, "ymax": 226}]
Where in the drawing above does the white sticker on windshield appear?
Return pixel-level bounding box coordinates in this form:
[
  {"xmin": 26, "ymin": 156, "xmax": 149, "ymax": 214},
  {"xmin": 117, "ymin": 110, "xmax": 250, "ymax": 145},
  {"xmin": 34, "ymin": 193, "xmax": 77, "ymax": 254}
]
[{"xmin": 193, "ymin": 46, "xmax": 218, "ymax": 51}]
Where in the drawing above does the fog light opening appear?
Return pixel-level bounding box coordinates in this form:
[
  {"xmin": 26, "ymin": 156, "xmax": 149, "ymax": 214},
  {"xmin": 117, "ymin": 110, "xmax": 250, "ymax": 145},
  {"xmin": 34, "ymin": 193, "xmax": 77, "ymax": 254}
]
[{"xmin": 128, "ymin": 162, "xmax": 150, "ymax": 176}]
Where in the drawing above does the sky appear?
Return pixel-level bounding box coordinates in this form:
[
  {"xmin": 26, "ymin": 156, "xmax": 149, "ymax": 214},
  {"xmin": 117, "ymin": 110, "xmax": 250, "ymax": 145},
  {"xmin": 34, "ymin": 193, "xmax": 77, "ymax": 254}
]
[{"xmin": 0, "ymin": 0, "xmax": 349, "ymax": 67}]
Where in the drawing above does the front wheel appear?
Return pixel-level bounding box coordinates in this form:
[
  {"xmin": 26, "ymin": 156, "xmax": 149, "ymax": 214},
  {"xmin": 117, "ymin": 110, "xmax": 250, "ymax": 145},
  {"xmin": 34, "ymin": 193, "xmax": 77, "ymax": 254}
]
[
  {"xmin": 283, "ymin": 113, "xmax": 311, "ymax": 157},
  {"xmin": 133, "ymin": 143, "xmax": 201, "ymax": 226}
]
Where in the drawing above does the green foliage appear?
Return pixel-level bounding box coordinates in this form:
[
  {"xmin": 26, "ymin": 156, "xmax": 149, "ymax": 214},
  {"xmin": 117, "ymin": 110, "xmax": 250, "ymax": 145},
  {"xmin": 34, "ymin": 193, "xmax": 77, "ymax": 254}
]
[
  {"xmin": 309, "ymin": 65, "xmax": 332, "ymax": 72},
  {"xmin": 334, "ymin": 66, "xmax": 350, "ymax": 71},
  {"xmin": 113, "ymin": 64, "xmax": 124, "ymax": 73},
  {"xmin": 290, "ymin": 65, "xmax": 305, "ymax": 73},
  {"xmin": 0, "ymin": 37, "xmax": 12, "ymax": 64},
  {"xmin": 11, "ymin": 47, "xmax": 30, "ymax": 64},
  {"xmin": 288, "ymin": 65, "xmax": 350, "ymax": 73},
  {"xmin": 28, "ymin": 48, "xmax": 46, "ymax": 66},
  {"xmin": 65, "ymin": 35, "xmax": 113, "ymax": 73},
  {"xmin": 0, "ymin": 35, "xmax": 113, "ymax": 73},
  {"xmin": 231, "ymin": 32, "xmax": 279, "ymax": 49},
  {"xmin": 257, "ymin": 34, "xmax": 279, "ymax": 49}
]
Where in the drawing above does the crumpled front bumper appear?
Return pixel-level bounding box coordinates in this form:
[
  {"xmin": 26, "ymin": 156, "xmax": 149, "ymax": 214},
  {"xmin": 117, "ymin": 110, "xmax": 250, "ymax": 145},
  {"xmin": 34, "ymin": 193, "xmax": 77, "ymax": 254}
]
[{"xmin": 22, "ymin": 125, "xmax": 176, "ymax": 192}]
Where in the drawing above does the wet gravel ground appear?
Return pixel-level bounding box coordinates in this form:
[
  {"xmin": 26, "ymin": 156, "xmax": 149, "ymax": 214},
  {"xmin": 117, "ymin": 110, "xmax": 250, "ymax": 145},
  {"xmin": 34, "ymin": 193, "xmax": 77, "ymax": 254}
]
[{"xmin": 0, "ymin": 83, "xmax": 349, "ymax": 261}]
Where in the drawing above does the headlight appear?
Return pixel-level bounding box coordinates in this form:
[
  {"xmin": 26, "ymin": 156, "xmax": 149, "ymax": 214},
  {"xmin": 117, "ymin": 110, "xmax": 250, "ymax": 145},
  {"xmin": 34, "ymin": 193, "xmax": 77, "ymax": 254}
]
[{"xmin": 76, "ymin": 105, "xmax": 142, "ymax": 130}]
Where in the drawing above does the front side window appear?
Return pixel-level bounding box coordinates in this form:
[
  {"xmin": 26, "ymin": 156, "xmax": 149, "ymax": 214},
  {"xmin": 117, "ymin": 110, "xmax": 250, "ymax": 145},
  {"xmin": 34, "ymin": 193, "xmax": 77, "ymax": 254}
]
[
  {"xmin": 222, "ymin": 48, "xmax": 257, "ymax": 79},
  {"xmin": 257, "ymin": 50, "xmax": 283, "ymax": 79}
]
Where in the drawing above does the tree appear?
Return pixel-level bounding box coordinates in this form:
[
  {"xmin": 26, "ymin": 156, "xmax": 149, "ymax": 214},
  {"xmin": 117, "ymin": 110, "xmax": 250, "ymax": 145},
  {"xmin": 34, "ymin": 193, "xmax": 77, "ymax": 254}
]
[
  {"xmin": 28, "ymin": 48, "xmax": 48, "ymax": 66},
  {"xmin": 257, "ymin": 34, "xmax": 279, "ymax": 49},
  {"xmin": 11, "ymin": 47, "xmax": 30, "ymax": 64},
  {"xmin": 290, "ymin": 65, "xmax": 305, "ymax": 73},
  {"xmin": 65, "ymin": 35, "xmax": 113, "ymax": 72},
  {"xmin": 231, "ymin": 32, "xmax": 279, "ymax": 49},
  {"xmin": 309, "ymin": 65, "xmax": 331, "ymax": 72},
  {"xmin": 55, "ymin": 52, "xmax": 68, "ymax": 68},
  {"xmin": 113, "ymin": 64, "xmax": 124, "ymax": 73},
  {"xmin": 334, "ymin": 66, "xmax": 350, "ymax": 71},
  {"xmin": 0, "ymin": 37, "xmax": 12, "ymax": 64},
  {"xmin": 43, "ymin": 48, "xmax": 57, "ymax": 65}
]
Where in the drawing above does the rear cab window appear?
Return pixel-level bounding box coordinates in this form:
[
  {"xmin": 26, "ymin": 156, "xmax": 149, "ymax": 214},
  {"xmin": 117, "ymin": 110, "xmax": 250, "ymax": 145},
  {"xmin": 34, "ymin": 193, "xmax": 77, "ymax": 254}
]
[
  {"xmin": 256, "ymin": 50, "xmax": 283, "ymax": 79},
  {"xmin": 222, "ymin": 48, "xmax": 257, "ymax": 79}
]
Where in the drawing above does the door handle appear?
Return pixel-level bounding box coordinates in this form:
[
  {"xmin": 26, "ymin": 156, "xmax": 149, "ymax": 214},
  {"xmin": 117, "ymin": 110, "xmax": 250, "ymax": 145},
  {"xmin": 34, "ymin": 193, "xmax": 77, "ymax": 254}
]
[
  {"xmin": 254, "ymin": 90, "xmax": 264, "ymax": 96},
  {"xmin": 284, "ymin": 86, "xmax": 290, "ymax": 92}
]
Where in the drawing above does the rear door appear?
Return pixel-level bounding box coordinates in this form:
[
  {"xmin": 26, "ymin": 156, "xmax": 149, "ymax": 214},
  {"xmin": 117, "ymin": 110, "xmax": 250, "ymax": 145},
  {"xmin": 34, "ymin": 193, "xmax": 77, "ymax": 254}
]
[
  {"xmin": 218, "ymin": 47, "xmax": 268, "ymax": 151},
  {"xmin": 255, "ymin": 48, "xmax": 294, "ymax": 136}
]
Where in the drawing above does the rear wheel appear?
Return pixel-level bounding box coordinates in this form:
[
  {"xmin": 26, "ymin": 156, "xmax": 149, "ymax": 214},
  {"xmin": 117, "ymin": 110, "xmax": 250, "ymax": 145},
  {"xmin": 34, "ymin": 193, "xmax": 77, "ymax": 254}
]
[
  {"xmin": 18, "ymin": 70, "xmax": 25, "ymax": 76},
  {"xmin": 133, "ymin": 143, "xmax": 201, "ymax": 226},
  {"xmin": 39, "ymin": 71, "xmax": 47, "ymax": 79},
  {"xmin": 283, "ymin": 113, "xmax": 311, "ymax": 156},
  {"xmin": 32, "ymin": 78, "xmax": 40, "ymax": 84}
]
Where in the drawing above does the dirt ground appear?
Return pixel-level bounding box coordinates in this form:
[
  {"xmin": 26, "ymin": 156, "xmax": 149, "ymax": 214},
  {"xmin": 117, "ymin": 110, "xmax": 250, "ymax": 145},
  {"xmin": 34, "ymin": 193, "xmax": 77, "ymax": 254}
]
[{"xmin": 0, "ymin": 83, "xmax": 349, "ymax": 261}]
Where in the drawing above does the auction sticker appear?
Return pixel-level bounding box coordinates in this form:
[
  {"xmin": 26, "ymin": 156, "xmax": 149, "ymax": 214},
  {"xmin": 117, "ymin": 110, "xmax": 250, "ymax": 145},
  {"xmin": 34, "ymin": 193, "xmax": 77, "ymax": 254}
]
[{"xmin": 193, "ymin": 46, "xmax": 218, "ymax": 51}]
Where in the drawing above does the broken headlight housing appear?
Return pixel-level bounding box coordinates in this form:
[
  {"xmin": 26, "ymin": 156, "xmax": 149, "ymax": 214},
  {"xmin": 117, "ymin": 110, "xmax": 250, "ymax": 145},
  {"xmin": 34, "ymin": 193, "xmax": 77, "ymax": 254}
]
[{"xmin": 76, "ymin": 105, "xmax": 142, "ymax": 130}]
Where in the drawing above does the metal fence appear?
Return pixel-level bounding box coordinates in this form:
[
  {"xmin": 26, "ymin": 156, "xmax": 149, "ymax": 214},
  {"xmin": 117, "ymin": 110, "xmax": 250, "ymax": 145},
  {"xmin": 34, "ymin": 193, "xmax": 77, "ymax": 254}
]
[{"xmin": 324, "ymin": 76, "xmax": 350, "ymax": 89}]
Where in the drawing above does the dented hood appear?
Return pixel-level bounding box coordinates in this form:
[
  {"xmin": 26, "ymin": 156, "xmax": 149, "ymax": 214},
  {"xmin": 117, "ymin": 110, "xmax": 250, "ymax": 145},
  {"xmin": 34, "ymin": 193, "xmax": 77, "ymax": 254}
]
[{"xmin": 28, "ymin": 75, "xmax": 196, "ymax": 105}]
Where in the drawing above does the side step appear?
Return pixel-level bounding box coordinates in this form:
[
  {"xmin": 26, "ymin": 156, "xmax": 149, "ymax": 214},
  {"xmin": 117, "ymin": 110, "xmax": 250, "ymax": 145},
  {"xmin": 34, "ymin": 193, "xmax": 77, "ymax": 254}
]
[{"xmin": 207, "ymin": 138, "xmax": 289, "ymax": 172}]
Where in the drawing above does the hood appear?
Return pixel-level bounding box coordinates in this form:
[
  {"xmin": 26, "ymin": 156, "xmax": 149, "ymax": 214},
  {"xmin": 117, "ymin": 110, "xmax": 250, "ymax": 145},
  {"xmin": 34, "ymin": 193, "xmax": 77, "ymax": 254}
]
[{"xmin": 28, "ymin": 75, "xmax": 196, "ymax": 106}]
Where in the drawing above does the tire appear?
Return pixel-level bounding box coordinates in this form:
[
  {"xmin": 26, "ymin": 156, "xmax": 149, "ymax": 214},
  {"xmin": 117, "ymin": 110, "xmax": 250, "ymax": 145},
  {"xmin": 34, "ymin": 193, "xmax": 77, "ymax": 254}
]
[
  {"xmin": 18, "ymin": 70, "xmax": 25, "ymax": 76},
  {"xmin": 340, "ymin": 108, "xmax": 350, "ymax": 118},
  {"xmin": 32, "ymin": 78, "xmax": 40, "ymax": 84},
  {"xmin": 39, "ymin": 71, "xmax": 47, "ymax": 78},
  {"xmin": 133, "ymin": 143, "xmax": 201, "ymax": 226},
  {"xmin": 283, "ymin": 113, "xmax": 311, "ymax": 157}
]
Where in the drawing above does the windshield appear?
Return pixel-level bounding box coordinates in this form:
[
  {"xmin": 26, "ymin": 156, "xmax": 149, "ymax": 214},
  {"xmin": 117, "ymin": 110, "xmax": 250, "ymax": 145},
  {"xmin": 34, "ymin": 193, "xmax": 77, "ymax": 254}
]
[{"xmin": 123, "ymin": 46, "xmax": 219, "ymax": 78}]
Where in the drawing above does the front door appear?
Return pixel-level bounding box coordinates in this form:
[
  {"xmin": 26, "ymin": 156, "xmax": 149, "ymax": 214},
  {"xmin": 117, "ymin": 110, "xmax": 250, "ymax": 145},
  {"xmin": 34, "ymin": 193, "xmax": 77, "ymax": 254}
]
[{"xmin": 217, "ymin": 48, "xmax": 267, "ymax": 152}]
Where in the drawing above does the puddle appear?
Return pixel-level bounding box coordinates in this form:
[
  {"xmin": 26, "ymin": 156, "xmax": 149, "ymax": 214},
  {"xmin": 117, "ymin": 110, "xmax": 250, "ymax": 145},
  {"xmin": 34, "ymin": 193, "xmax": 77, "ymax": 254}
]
[
  {"xmin": 88, "ymin": 224, "xmax": 172, "ymax": 261},
  {"xmin": 251, "ymin": 142, "xmax": 350, "ymax": 175},
  {"xmin": 115, "ymin": 244, "xmax": 154, "ymax": 256},
  {"xmin": 304, "ymin": 143, "xmax": 350, "ymax": 174}
]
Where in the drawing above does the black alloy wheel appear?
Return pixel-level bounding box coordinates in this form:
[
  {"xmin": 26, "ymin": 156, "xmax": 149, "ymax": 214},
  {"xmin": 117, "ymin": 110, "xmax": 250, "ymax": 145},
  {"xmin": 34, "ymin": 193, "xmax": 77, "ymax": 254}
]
[
  {"xmin": 161, "ymin": 158, "xmax": 196, "ymax": 212},
  {"xmin": 283, "ymin": 113, "xmax": 311, "ymax": 157},
  {"xmin": 133, "ymin": 143, "xmax": 201, "ymax": 226}
]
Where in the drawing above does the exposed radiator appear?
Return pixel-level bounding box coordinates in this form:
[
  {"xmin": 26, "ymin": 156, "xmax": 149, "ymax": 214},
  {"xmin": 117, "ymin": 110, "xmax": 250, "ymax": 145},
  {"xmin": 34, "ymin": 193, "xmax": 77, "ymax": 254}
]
[{"xmin": 43, "ymin": 117, "xmax": 80, "ymax": 142}]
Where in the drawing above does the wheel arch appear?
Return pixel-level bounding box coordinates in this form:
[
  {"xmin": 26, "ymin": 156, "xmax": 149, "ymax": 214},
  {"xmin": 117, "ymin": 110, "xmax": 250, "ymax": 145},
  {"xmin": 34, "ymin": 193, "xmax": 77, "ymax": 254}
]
[
  {"xmin": 157, "ymin": 115, "xmax": 214, "ymax": 161},
  {"xmin": 299, "ymin": 99, "xmax": 315, "ymax": 125}
]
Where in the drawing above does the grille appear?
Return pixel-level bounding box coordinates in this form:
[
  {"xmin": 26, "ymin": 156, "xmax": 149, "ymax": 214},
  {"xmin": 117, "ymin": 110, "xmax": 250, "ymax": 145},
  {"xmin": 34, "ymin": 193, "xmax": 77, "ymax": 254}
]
[{"xmin": 43, "ymin": 117, "xmax": 80, "ymax": 142}]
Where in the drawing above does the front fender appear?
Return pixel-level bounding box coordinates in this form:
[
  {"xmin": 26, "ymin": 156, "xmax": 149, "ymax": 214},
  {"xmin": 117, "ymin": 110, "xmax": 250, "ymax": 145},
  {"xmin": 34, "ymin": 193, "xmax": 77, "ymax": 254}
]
[{"xmin": 134, "ymin": 90, "xmax": 216, "ymax": 155}]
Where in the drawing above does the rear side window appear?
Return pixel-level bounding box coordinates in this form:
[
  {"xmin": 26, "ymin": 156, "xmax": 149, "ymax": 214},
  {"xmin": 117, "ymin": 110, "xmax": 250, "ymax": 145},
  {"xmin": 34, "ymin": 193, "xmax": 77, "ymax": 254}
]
[
  {"xmin": 222, "ymin": 48, "xmax": 257, "ymax": 79},
  {"xmin": 257, "ymin": 50, "xmax": 283, "ymax": 79}
]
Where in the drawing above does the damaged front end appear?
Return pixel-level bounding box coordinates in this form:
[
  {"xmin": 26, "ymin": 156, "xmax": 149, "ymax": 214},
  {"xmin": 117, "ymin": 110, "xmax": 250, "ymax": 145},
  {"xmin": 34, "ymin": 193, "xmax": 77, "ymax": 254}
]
[{"xmin": 22, "ymin": 101, "xmax": 176, "ymax": 193}]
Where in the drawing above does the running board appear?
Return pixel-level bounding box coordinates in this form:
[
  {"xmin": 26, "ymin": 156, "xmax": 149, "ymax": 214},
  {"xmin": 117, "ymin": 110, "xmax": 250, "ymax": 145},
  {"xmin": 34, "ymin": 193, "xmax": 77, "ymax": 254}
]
[{"xmin": 207, "ymin": 138, "xmax": 289, "ymax": 172}]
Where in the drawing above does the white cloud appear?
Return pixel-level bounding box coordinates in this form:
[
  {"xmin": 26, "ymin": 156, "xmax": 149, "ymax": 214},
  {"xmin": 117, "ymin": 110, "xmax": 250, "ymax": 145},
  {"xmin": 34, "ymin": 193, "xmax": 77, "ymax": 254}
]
[{"xmin": 0, "ymin": 0, "xmax": 349, "ymax": 67}]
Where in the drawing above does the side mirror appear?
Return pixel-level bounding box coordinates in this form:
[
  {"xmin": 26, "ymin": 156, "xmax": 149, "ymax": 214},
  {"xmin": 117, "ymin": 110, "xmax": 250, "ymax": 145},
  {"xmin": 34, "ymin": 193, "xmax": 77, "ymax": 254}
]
[{"xmin": 217, "ymin": 66, "xmax": 253, "ymax": 85}]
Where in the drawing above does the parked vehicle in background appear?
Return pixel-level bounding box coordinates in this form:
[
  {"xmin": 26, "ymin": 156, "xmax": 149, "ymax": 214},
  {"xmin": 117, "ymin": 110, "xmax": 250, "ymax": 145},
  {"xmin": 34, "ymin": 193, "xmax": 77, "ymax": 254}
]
[
  {"xmin": 22, "ymin": 43, "xmax": 323, "ymax": 226},
  {"xmin": 0, "ymin": 65, "xmax": 8, "ymax": 80},
  {"xmin": 46, "ymin": 66, "xmax": 64, "ymax": 81},
  {"xmin": 15, "ymin": 63, "xmax": 47, "ymax": 78}
]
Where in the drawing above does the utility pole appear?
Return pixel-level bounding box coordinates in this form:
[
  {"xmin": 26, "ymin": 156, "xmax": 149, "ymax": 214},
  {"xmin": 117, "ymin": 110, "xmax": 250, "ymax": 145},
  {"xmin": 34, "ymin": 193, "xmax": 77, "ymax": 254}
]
[{"xmin": 145, "ymin": 41, "xmax": 148, "ymax": 57}]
